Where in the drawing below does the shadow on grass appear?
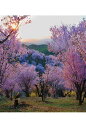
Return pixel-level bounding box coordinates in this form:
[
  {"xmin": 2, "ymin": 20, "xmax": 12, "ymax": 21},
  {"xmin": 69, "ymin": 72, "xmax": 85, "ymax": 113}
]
[
  {"xmin": 9, "ymin": 102, "xmax": 32, "ymax": 110},
  {"xmin": 45, "ymin": 101, "xmax": 53, "ymax": 104},
  {"xmin": 37, "ymin": 99, "xmax": 53, "ymax": 104}
]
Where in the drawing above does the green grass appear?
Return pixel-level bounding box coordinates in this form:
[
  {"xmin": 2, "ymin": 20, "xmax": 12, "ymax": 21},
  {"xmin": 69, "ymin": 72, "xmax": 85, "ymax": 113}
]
[{"xmin": 0, "ymin": 97, "xmax": 86, "ymax": 112}]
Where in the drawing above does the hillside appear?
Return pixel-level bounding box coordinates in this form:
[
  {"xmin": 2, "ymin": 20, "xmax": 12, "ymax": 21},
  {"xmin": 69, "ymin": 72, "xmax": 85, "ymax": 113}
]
[{"xmin": 23, "ymin": 44, "xmax": 54, "ymax": 55}]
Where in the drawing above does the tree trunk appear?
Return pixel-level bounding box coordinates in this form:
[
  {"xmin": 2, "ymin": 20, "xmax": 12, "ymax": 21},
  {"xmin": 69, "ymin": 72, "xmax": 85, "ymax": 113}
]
[
  {"xmin": 5, "ymin": 90, "xmax": 10, "ymax": 98},
  {"xmin": 81, "ymin": 92, "xmax": 85, "ymax": 103},
  {"xmin": 78, "ymin": 92, "xmax": 83, "ymax": 105},
  {"xmin": 24, "ymin": 86, "xmax": 30, "ymax": 97},
  {"xmin": 75, "ymin": 81, "xmax": 86, "ymax": 105},
  {"xmin": 35, "ymin": 85, "xmax": 40, "ymax": 97},
  {"xmin": 14, "ymin": 99, "xmax": 19, "ymax": 108},
  {"xmin": 25, "ymin": 91, "xmax": 30, "ymax": 97},
  {"xmin": 10, "ymin": 90, "xmax": 13, "ymax": 100},
  {"xmin": 79, "ymin": 99, "xmax": 82, "ymax": 105},
  {"xmin": 76, "ymin": 91, "xmax": 79, "ymax": 100},
  {"xmin": 41, "ymin": 85, "xmax": 45, "ymax": 102},
  {"xmin": 42, "ymin": 95, "xmax": 45, "ymax": 102},
  {"xmin": 84, "ymin": 92, "xmax": 86, "ymax": 97}
]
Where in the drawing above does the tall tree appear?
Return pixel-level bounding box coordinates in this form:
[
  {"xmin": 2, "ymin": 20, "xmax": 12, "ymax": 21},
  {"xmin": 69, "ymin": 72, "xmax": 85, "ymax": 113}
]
[{"xmin": 63, "ymin": 48, "xmax": 86, "ymax": 105}]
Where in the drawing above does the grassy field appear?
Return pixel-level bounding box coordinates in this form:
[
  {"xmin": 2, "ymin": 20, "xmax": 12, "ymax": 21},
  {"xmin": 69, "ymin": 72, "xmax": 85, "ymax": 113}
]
[{"xmin": 0, "ymin": 97, "xmax": 86, "ymax": 112}]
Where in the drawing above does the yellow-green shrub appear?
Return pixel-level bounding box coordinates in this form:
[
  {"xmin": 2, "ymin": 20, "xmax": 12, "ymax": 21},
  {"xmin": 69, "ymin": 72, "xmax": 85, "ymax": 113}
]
[{"xmin": 30, "ymin": 92, "xmax": 36, "ymax": 97}]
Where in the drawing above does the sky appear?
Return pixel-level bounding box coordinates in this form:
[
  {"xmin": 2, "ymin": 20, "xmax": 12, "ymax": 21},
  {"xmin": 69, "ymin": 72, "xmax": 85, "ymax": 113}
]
[{"xmin": 19, "ymin": 16, "xmax": 86, "ymax": 43}]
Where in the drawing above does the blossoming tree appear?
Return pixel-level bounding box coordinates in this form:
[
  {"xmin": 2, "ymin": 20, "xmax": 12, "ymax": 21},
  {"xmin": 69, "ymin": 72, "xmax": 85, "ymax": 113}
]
[{"xmin": 63, "ymin": 48, "xmax": 86, "ymax": 105}]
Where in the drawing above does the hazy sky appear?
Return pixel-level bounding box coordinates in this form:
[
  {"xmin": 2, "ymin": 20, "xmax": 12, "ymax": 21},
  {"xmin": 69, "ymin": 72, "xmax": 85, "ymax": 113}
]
[{"xmin": 19, "ymin": 16, "xmax": 85, "ymax": 42}]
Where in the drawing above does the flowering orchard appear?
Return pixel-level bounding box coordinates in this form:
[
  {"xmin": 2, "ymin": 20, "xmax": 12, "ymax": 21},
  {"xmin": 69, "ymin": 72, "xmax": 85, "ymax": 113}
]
[{"xmin": 0, "ymin": 16, "xmax": 86, "ymax": 111}]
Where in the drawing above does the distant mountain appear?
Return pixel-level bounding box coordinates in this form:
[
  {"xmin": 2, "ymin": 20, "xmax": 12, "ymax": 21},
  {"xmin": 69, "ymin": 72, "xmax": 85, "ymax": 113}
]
[
  {"xmin": 23, "ymin": 44, "xmax": 54, "ymax": 55},
  {"xmin": 22, "ymin": 38, "xmax": 52, "ymax": 45},
  {"xmin": 31, "ymin": 38, "xmax": 52, "ymax": 45}
]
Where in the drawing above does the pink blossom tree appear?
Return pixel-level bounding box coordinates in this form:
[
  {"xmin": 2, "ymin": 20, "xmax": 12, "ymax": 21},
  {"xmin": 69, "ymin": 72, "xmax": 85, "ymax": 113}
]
[
  {"xmin": 2, "ymin": 63, "xmax": 27, "ymax": 107},
  {"xmin": 48, "ymin": 20, "xmax": 86, "ymax": 105},
  {"xmin": 42, "ymin": 65, "xmax": 64, "ymax": 98},
  {"xmin": 69, "ymin": 19, "xmax": 86, "ymax": 62},
  {"xmin": 0, "ymin": 15, "xmax": 31, "ymax": 44},
  {"xmin": 63, "ymin": 48, "xmax": 86, "ymax": 105},
  {"xmin": 17, "ymin": 65, "xmax": 39, "ymax": 97},
  {"xmin": 37, "ymin": 64, "xmax": 63, "ymax": 101},
  {"xmin": 48, "ymin": 19, "xmax": 86, "ymax": 63},
  {"xmin": 0, "ymin": 37, "xmax": 27, "ymax": 90},
  {"xmin": 43, "ymin": 65, "xmax": 62, "ymax": 86},
  {"xmin": 48, "ymin": 25, "xmax": 71, "ymax": 55},
  {"xmin": 3, "ymin": 77, "xmax": 20, "ymax": 100},
  {"xmin": 2, "ymin": 63, "xmax": 23, "ymax": 100},
  {"xmin": 0, "ymin": 15, "xmax": 31, "ymax": 90}
]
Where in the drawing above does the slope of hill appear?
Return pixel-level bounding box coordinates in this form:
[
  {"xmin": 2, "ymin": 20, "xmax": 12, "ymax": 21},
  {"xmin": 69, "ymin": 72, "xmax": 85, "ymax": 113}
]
[
  {"xmin": 23, "ymin": 44, "xmax": 54, "ymax": 55},
  {"xmin": 29, "ymin": 44, "xmax": 54, "ymax": 55}
]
